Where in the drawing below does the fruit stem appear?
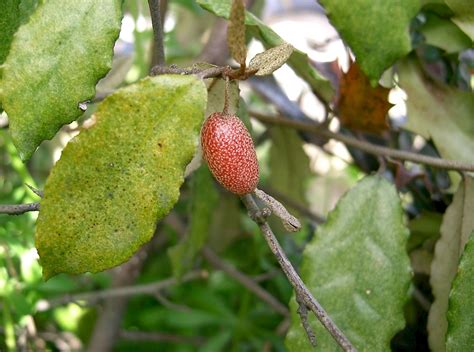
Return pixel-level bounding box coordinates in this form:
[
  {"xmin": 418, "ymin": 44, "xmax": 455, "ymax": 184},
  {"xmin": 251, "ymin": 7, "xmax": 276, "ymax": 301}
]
[{"xmin": 223, "ymin": 77, "xmax": 231, "ymax": 115}]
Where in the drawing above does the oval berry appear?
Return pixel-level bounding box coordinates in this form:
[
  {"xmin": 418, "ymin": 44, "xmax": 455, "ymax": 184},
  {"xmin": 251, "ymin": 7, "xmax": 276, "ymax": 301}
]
[{"xmin": 201, "ymin": 112, "xmax": 259, "ymax": 195}]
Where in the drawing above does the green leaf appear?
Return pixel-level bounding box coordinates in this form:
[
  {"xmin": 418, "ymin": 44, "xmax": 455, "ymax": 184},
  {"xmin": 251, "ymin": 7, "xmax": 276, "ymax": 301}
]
[
  {"xmin": 18, "ymin": 0, "xmax": 40, "ymax": 23},
  {"xmin": 249, "ymin": 43, "xmax": 294, "ymax": 76},
  {"xmin": 420, "ymin": 13, "xmax": 472, "ymax": 53},
  {"xmin": 227, "ymin": 0, "xmax": 247, "ymax": 66},
  {"xmin": 319, "ymin": 0, "xmax": 421, "ymax": 82},
  {"xmin": 428, "ymin": 175, "xmax": 474, "ymax": 352},
  {"xmin": 205, "ymin": 78, "xmax": 240, "ymax": 116},
  {"xmin": 399, "ymin": 59, "xmax": 474, "ymax": 164},
  {"xmin": 268, "ymin": 127, "xmax": 311, "ymax": 212},
  {"xmin": 0, "ymin": 0, "xmax": 20, "ymax": 65},
  {"xmin": 445, "ymin": 0, "xmax": 474, "ymax": 41},
  {"xmin": 168, "ymin": 166, "xmax": 218, "ymax": 278},
  {"xmin": 197, "ymin": 0, "xmax": 333, "ymax": 102},
  {"xmin": 285, "ymin": 176, "xmax": 411, "ymax": 351},
  {"xmin": 0, "ymin": 0, "xmax": 123, "ymax": 160},
  {"xmin": 407, "ymin": 211, "xmax": 442, "ymax": 252},
  {"xmin": 446, "ymin": 232, "xmax": 474, "ymax": 351},
  {"xmin": 35, "ymin": 75, "xmax": 208, "ymax": 279}
]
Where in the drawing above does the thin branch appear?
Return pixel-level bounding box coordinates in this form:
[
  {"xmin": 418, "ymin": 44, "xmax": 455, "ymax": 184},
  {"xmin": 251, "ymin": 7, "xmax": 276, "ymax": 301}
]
[
  {"xmin": 0, "ymin": 203, "xmax": 39, "ymax": 215},
  {"xmin": 260, "ymin": 186, "xmax": 325, "ymax": 224},
  {"xmin": 254, "ymin": 188, "xmax": 301, "ymax": 232},
  {"xmin": 250, "ymin": 111, "xmax": 474, "ymax": 173},
  {"xmin": 164, "ymin": 212, "xmax": 289, "ymax": 317},
  {"xmin": 241, "ymin": 193, "xmax": 356, "ymax": 352},
  {"xmin": 297, "ymin": 296, "xmax": 317, "ymax": 347},
  {"xmin": 148, "ymin": 0, "xmax": 165, "ymax": 67},
  {"xmin": 35, "ymin": 270, "xmax": 207, "ymax": 312},
  {"xmin": 202, "ymin": 246, "xmax": 289, "ymax": 317}
]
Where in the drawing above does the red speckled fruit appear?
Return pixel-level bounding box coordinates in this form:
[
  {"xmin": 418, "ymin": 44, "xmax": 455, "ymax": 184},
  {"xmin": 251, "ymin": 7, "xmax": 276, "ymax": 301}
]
[{"xmin": 201, "ymin": 112, "xmax": 259, "ymax": 195}]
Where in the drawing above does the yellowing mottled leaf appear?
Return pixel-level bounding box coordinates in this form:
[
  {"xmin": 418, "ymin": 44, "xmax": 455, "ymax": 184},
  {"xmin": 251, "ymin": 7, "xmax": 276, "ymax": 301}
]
[
  {"xmin": 36, "ymin": 75, "xmax": 207, "ymax": 279},
  {"xmin": 227, "ymin": 0, "xmax": 247, "ymax": 66},
  {"xmin": 0, "ymin": 0, "xmax": 123, "ymax": 160},
  {"xmin": 249, "ymin": 43, "xmax": 294, "ymax": 76}
]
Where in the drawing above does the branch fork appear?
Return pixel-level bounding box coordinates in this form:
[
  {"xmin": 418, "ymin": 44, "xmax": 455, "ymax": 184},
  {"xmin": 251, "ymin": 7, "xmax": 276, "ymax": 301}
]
[{"xmin": 240, "ymin": 193, "xmax": 357, "ymax": 351}]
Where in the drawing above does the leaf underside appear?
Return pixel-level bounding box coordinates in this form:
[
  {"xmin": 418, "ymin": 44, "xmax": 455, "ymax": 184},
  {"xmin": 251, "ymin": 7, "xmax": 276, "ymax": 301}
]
[
  {"xmin": 227, "ymin": 0, "xmax": 247, "ymax": 65},
  {"xmin": 399, "ymin": 59, "xmax": 474, "ymax": 165},
  {"xmin": 428, "ymin": 175, "xmax": 474, "ymax": 352},
  {"xmin": 285, "ymin": 176, "xmax": 411, "ymax": 351},
  {"xmin": 35, "ymin": 75, "xmax": 207, "ymax": 279},
  {"xmin": 0, "ymin": 0, "xmax": 123, "ymax": 160}
]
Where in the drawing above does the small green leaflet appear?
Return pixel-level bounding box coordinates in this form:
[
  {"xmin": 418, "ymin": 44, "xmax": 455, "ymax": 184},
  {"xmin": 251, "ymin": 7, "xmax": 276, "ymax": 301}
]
[
  {"xmin": 285, "ymin": 176, "xmax": 411, "ymax": 351},
  {"xmin": 0, "ymin": 0, "xmax": 123, "ymax": 160},
  {"xmin": 319, "ymin": 0, "xmax": 421, "ymax": 82},
  {"xmin": 36, "ymin": 75, "xmax": 207, "ymax": 279},
  {"xmin": 446, "ymin": 233, "xmax": 474, "ymax": 351},
  {"xmin": 249, "ymin": 43, "xmax": 294, "ymax": 76},
  {"xmin": 197, "ymin": 0, "xmax": 333, "ymax": 102}
]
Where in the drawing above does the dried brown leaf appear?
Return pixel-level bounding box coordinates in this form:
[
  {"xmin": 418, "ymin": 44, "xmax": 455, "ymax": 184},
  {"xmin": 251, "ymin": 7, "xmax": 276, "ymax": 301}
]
[{"xmin": 336, "ymin": 62, "xmax": 393, "ymax": 134}]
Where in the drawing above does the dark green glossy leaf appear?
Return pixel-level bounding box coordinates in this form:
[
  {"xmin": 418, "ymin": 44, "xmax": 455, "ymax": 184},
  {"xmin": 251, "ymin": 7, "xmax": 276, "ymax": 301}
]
[
  {"xmin": 428, "ymin": 175, "xmax": 474, "ymax": 351},
  {"xmin": 0, "ymin": 0, "xmax": 20, "ymax": 65},
  {"xmin": 446, "ymin": 233, "xmax": 474, "ymax": 351},
  {"xmin": 286, "ymin": 176, "xmax": 411, "ymax": 351},
  {"xmin": 319, "ymin": 0, "xmax": 420, "ymax": 82},
  {"xmin": 0, "ymin": 0, "xmax": 123, "ymax": 160},
  {"xmin": 36, "ymin": 75, "xmax": 207, "ymax": 279}
]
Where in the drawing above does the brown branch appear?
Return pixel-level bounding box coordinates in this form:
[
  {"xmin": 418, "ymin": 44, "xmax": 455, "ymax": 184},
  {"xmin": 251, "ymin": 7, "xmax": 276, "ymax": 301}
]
[
  {"xmin": 35, "ymin": 270, "xmax": 207, "ymax": 312},
  {"xmin": 163, "ymin": 212, "xmax": 289, "ymax": 317},
  {"xmin": 202, "ymin": 246, "xmax": 289, "ymax": 317},
  {"xmin": 241, "ymin": 193, "xmax": 356, "ymax": 351},
  {"xmin": 250, "ymin": 111, "xmax": 474, "ymax": 173},
  {"xmin": 260, "ymin": 186, "xmax": 325, "ymax": 224},
  {"xmin": 0, "ymin": 203, "xmax": 39, "ymax": 215},
  {"xmin": 148, "ymin": 0, "xmax": 165, "ymax": 67}
]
